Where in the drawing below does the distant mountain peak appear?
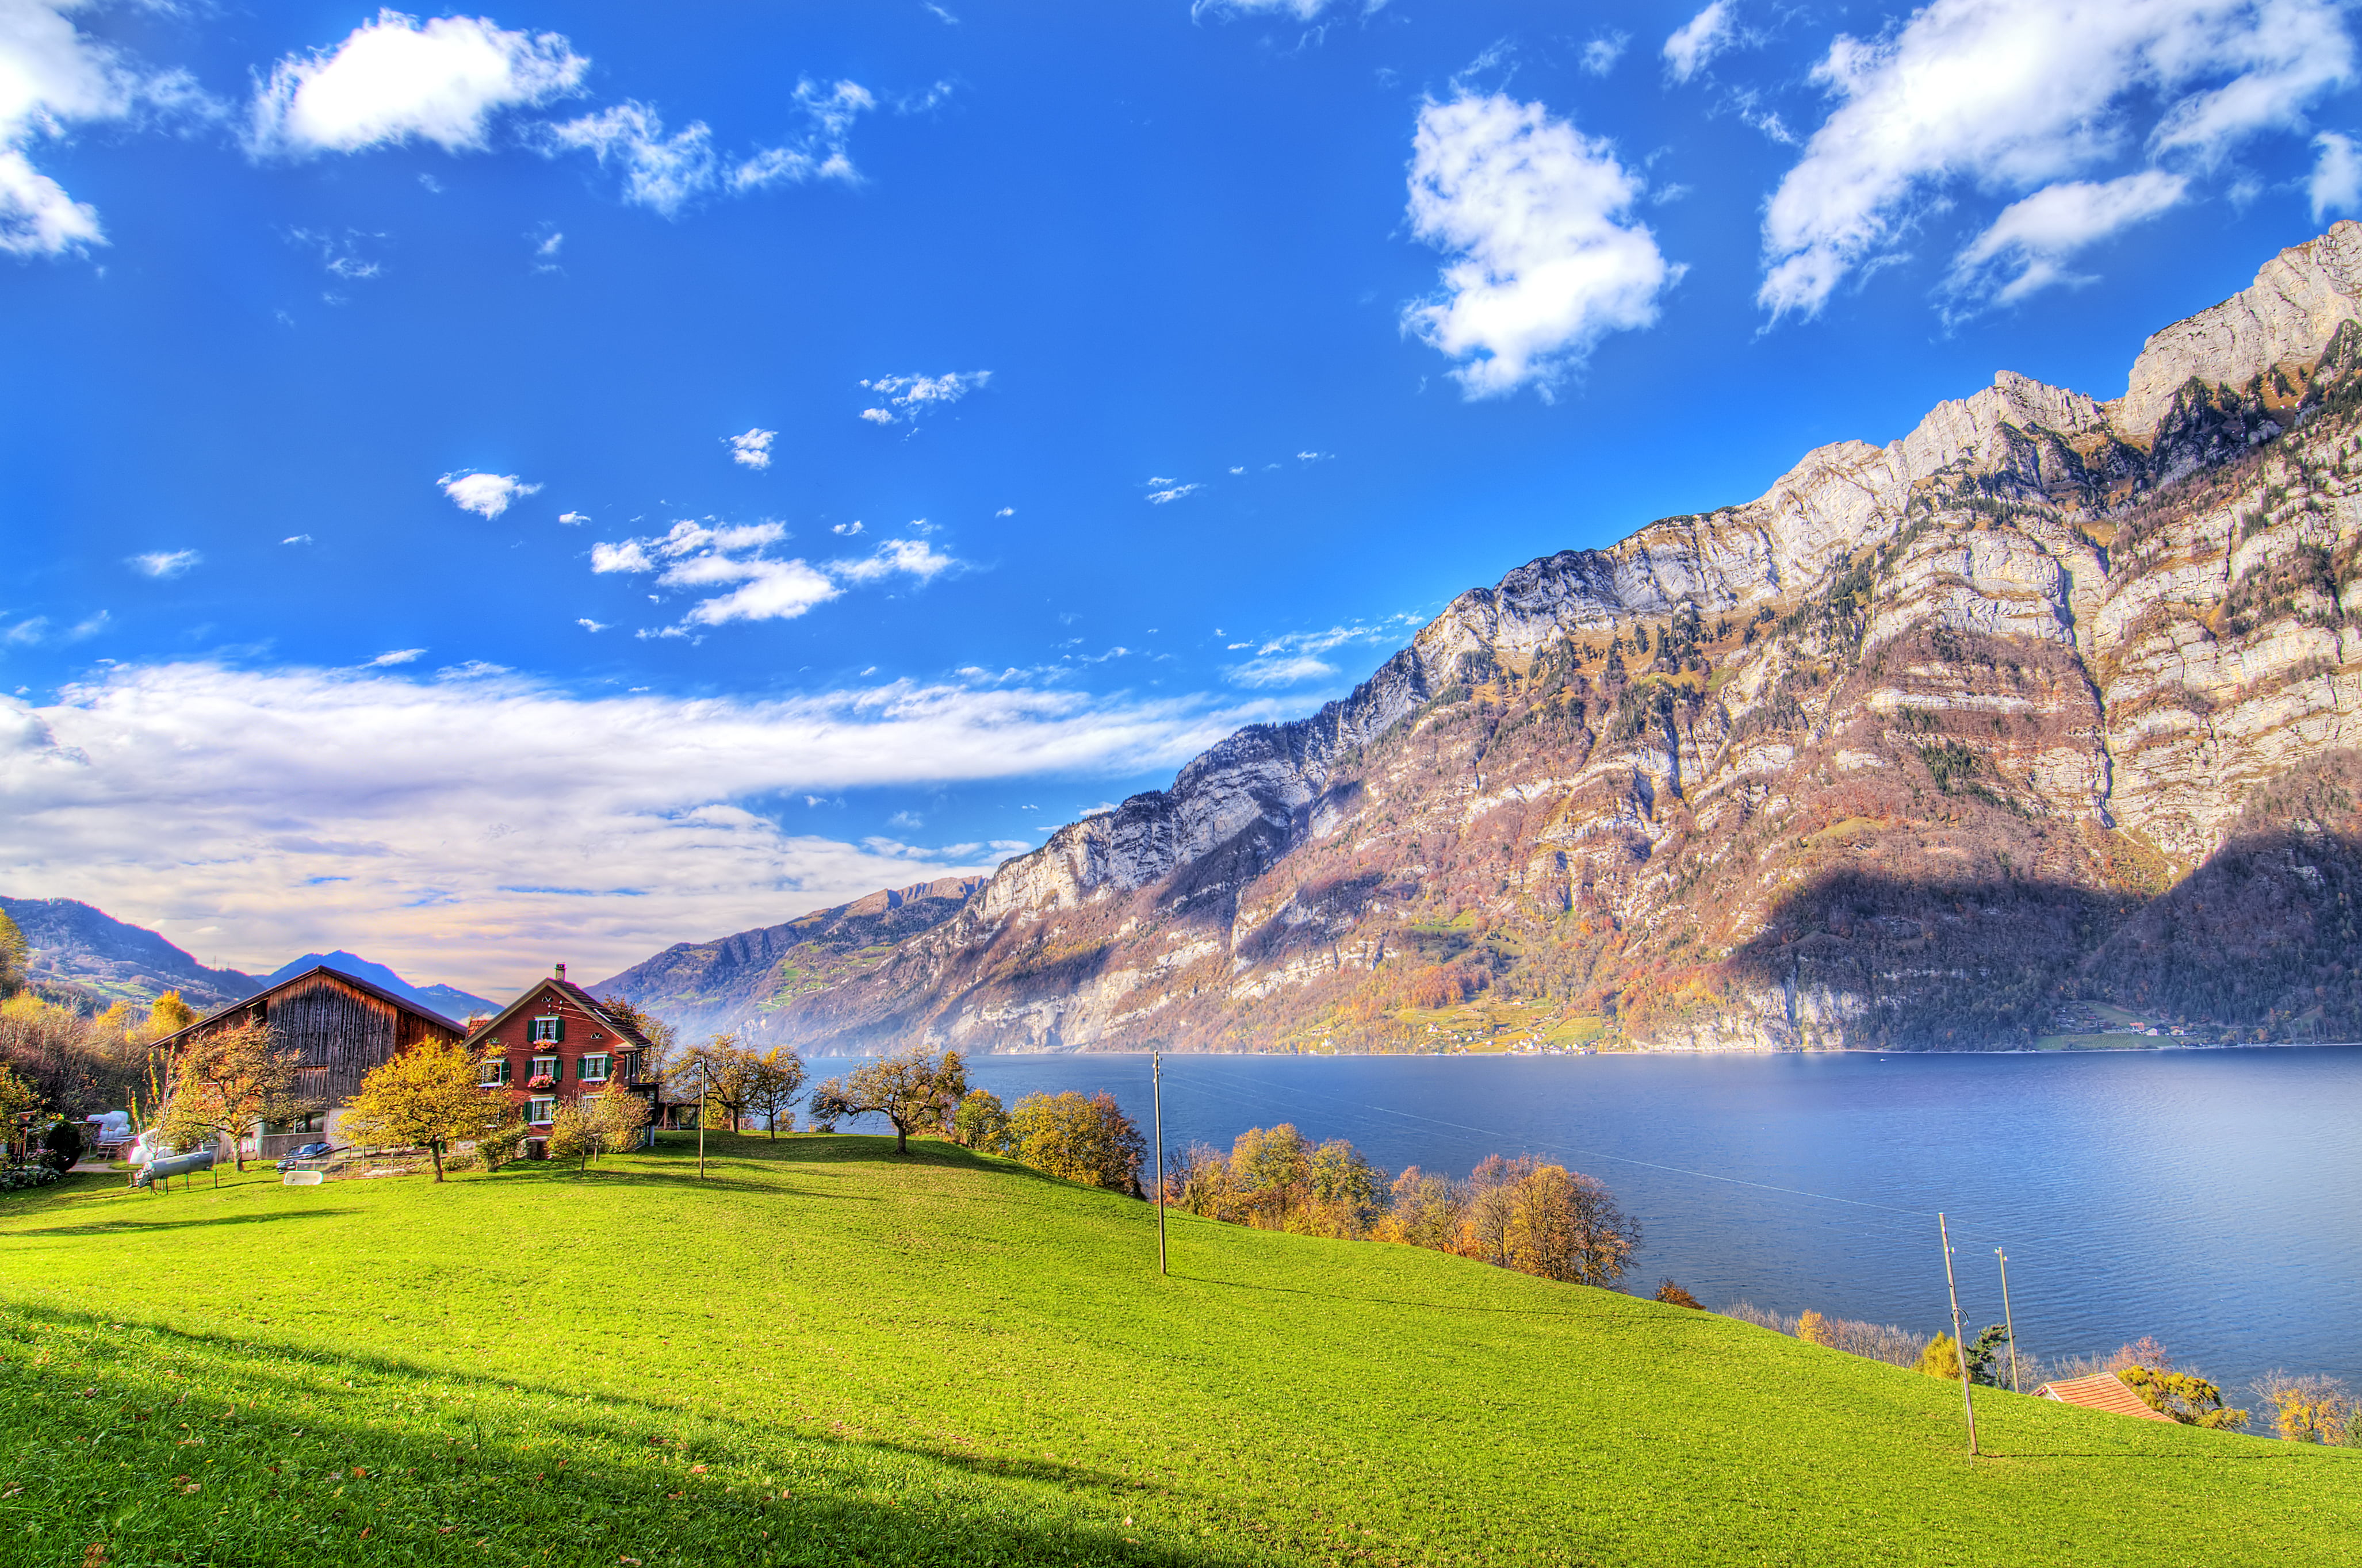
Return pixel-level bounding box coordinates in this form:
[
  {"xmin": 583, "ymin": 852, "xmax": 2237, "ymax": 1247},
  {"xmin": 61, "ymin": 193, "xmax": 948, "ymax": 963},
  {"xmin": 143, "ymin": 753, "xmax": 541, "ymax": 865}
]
[{"xmin": 265, "ymin": 952, "xmax": 494, "ymax": 1021}]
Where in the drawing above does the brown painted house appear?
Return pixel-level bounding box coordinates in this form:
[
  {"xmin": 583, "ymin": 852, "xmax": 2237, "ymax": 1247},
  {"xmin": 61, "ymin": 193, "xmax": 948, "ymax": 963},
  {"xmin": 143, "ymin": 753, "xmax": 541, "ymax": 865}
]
[
  {"xmin": 152, "ymin": 964, "xmax": 466, "ymax": 1158},
  {"xmin": 465, "ymin": 964, "xmax": 662, "ymax": 1147}
]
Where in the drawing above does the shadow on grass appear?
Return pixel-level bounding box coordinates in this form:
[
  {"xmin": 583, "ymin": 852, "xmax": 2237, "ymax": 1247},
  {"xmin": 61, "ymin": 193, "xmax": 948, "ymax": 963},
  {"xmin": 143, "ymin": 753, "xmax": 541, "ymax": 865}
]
[
  {"xmin": 9, "ymin": 1209, "xmax": 357, "ymax": 1237},
  {"xmin": 0, "ymin": 1299, "xmax": 1246, "ymax": 1568}
]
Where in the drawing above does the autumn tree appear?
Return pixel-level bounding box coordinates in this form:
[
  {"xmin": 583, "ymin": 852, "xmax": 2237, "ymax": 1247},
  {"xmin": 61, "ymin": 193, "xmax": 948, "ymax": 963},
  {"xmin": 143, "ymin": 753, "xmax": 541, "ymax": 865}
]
[
  {"xmin": 1498, "ymin": 1161, "xmax": 1642, "ymax": 1287},
  {"xmin": 809, "ymin": 1048, "xmax": 967, "ymax": 1153},
  {"xmin": 1227, "ymin": 1124, "xmax": 1314, "ymax": 1225},
  {"xmin": 743, "ymin": 1048, "xmax": 807, "ymax": 1138},
  {"xmin": 1373, "ymin": 1166, "xmax": 1461, "ymax": 1248},
  {"xmin": 950, "ymin": 1088, "xmax": 1012, "ymax": 1155},
  {"xmin": 1916, "ymin": 1333, "xmax": 1963, "ymax": 1381},
  {"xmin": 2253, "ymin": 1371, "xmax": 2350, "ymax": 1443},
  {"xmin": 144, "ymin": 991, "xmax": 198, "ymax": 1041},
  {"xmin": 548, "ymin": 1086, "xmax": 652, "ymax": 1171},
  {"xmin": 596, "ymin": 994, "xmax": 678, "ymax": 1080},
  {"xmin": 0, "ymin": 1061, "xmax": 40, "ymax": 1136},
  {"xmin": 1797, "ymin": 1310, "xmax": 1834, "ymax": 1347},
  {"xmin": 156, "ymin": 1020, "xmax": 306, "ymax": 1172},
  {"xmin": 1305, "ymin": 1137, "xmax": 1385, "ymax": 1237},
  {"xmin": 1005, "ymin": 1090, "xmax": 1144, "ymax": 1194},
  {"xmin": 338, "ymin": 1037, "xmax": 511, "ymax": 1182},
  {"xmin": 2118, "ymin": 1364, "xmax": 2249, "ymax": 1430},
  {"xmin": 1654, "ymin": 1279, "xmax": 1703, "ymax": 1309},
  {"xmin": 0, "ymin": 911, "xmax": 25, "ymax": 998},
  {"xmin": 668, "ymin": 1036, "xmax": 764, "ymax": 1132}
]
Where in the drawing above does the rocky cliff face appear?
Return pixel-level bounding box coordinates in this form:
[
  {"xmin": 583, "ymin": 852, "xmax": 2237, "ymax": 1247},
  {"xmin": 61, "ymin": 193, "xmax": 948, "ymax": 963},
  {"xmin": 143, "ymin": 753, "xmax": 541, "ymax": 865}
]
[
  {"xmin": 0, "ymin": 896, "xmax": 260, "ymax": 1011},
  {"xmin": 623, "ymin": 222, "xmax": 2362, "ymax": 1053}
]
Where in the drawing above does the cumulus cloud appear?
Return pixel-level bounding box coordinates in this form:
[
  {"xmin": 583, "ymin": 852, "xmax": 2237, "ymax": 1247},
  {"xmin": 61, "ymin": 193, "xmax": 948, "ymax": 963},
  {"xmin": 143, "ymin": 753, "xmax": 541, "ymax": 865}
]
[
  {"xmin": 0, "ymin": 661, "xmax": 1263, "ymax": 991},
  {"xmin": 128, "ymin": 549, "xmax": 200, "ymax": 579},
  {"xmin": 857, "ymin": 370, "xmax": 991, "ymax": 425},
  {"xmin": 1948, "ymin": 170, "xmax": 2188, "ymax": 306},
  {"xmin": 1403, "ymin": 93, "xmax": 1679, "ymax": 398},
  {"xmin": 250, "ymin": 10, "xmax": 586, "ymax": 156},
  {"xmin": 439, "ymin": 470, "xmax": 540, "ymax": 519},
  {"xmin": 0, "ymin": 0, "xmax": 197, "ymax": 256},
  {"xmin": 558, "ymin": 511, "xmax": 588, "ymax": 526},
  {"xmin": 2313, "ymin": 131, "xmax": 2362, "ymax": 221},
  {"xmin": 1662, "ymin": 2, "xmax": 1736, "ymax": 82},
  {"xmin": 545, "ymin": 79, "xmax": 872, "ymax": 216},
  {"xmin": 1759, "ymin": 0, "xmax": 2356, "ymax": 321},
  {"xmin": 589, "ymin": 517, "xmax": 960, "ymax": 630},
  {"xmin": 726, "ymin": 427, "xmax": 776, "ymax": 470}
]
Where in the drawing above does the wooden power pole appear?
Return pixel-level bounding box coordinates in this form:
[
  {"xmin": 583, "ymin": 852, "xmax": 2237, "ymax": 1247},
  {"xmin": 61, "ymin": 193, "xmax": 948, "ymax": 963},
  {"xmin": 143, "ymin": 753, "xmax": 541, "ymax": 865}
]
[
  {"xmin": 698, "ymin": 1065, "xmax": 708, "ymax": 1180},
  {"xmin": 1996, "ymin": 1247, "xmax": 2022, "ymax": 1394},
  {"xmin": 1940, "ymin": 1213, "xmax": 1979, "ymax": 1456},
  {"xmin": 1152, "ymin": 1049, "xmax": 1167, "ymax": 1276}
]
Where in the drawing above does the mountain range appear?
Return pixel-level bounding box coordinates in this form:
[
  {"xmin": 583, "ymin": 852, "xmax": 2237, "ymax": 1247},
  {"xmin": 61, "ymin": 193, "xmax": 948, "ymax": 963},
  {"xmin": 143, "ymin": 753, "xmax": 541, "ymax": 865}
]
[
  {"xmin": 594, "ymin": 221, "xmax": 2362, "ymax": 1053},
  {"xmin": 0, "ymin": 898, "xmax": 496, "ymax": 1021}
]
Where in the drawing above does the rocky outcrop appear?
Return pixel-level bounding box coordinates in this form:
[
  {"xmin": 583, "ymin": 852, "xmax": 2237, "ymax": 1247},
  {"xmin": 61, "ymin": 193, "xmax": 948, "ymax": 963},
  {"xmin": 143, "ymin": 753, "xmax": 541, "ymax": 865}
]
[{"xmin": 604, "ymin": 223, "xmax": 2362, "ymax": 1053}]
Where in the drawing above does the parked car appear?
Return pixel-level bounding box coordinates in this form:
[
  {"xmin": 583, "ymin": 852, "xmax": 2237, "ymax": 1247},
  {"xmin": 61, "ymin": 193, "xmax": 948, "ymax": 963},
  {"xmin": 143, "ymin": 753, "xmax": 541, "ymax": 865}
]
[{"xmin": 275, "ymin": 1143, "xmax": 338, "ymax": 1172}]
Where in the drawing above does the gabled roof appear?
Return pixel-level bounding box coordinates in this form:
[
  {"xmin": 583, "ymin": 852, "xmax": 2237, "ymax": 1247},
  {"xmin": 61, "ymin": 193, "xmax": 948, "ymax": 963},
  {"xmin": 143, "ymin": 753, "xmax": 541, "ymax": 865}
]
[
  {"xmin": 2034, "ymin": 1374, "xmax": 2176, "ymax": 1421},
  {"xmin": 464, "ymin": 972, "xmax": 654, "ymax": 1052},
  {"xmin": 152, "ymin": 962, "xmax": 464, "ymax": 1052}
]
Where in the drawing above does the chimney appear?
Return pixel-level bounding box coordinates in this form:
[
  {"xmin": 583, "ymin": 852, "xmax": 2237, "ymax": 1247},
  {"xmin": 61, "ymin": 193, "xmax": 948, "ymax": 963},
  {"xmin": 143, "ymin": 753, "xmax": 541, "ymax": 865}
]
[{"xmin": 555, "ymin": 963, "xmax": 567, "ymax": 982}]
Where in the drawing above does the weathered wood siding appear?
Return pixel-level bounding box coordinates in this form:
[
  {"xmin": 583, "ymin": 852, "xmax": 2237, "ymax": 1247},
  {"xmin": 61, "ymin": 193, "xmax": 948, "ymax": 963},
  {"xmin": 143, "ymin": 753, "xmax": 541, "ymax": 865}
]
[{"xmin": 267, "ymin": 972, "xmax": 400, "ymax": 1105}]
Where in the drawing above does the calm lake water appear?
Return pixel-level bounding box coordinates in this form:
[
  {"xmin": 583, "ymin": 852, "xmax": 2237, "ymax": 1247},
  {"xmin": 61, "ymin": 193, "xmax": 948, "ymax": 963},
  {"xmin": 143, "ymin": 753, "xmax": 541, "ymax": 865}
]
[{"xmin": 806, "ymin": 1048, "xmax": 2362, "ymax": 1395}]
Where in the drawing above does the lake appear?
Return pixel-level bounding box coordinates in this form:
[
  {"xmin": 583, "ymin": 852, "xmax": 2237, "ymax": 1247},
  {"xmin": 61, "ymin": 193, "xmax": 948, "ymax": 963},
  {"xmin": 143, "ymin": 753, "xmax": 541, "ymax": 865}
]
[{"xmin": 805, "ymin": 1047, "xmax": 2362, "ymax": 1396}]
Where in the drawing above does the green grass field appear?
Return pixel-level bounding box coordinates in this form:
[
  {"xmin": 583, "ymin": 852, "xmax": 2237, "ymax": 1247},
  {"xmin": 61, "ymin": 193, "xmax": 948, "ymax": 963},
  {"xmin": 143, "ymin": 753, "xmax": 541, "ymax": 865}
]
[{"xmin": 0, "ymin": 1134, "xmax": 2353, "ymax": 1567}]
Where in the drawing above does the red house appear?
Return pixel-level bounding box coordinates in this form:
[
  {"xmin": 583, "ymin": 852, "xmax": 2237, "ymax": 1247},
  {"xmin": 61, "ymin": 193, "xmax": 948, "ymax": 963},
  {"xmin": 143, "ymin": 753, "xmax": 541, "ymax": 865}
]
[{"xmin": 465, "ymin": 964, "xmax": 662, "ymax": 1146}]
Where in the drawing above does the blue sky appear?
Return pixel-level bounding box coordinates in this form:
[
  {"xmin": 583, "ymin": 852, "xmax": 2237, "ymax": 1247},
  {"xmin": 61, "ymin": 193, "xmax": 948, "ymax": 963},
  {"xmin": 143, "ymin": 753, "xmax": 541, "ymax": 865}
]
[{"xmin": 4, "ymin": 0, "xmax": 2359, "ymax": 994}]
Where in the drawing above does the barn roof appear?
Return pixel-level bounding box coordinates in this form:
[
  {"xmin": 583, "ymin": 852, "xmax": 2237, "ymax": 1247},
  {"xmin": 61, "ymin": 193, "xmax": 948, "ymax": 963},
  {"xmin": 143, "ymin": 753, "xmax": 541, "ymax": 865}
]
[
  {"xmin": 2034, "ymin": 1374, "xmax": 2176, "ymax": 1421},
  {"xmin": 151, "ymin": 963, "xmax": 465, "ymax": 1052}
]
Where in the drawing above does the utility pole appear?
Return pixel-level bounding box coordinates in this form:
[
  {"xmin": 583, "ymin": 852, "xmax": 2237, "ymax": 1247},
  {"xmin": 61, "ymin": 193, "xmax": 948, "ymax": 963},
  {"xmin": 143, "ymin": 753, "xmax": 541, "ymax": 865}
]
[
  {"xmin": 1940, "ymin": 1213, "xmax": 1979, "ymax": 1456},
  {"xmin": 1996, "ymin": 1247, "xmax": 2022, "ymax": 1395},
  {"xmin": 1152, "ymin": 1048, "xmax": 1167, "ymax": 1276},
  {"xmin": 698, "ymin": 1063, "xmax": 708, "ymax": 1180}
]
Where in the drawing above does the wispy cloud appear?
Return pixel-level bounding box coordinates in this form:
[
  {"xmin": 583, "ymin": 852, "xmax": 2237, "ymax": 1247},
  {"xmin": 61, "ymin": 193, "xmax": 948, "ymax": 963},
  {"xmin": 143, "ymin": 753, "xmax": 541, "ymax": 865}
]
[
  {"xmin": 1662, "ymin": 2, "xmax": 1736, "ymax": 83},
  {"xmin": 1146, "ymin": 483, "xmax": 1200, "ymax": 504},
  {"xmin": 544, "ymin": 80, "xmax": 873, "ymax": 216},
  {"xmin": 128, "ymin": 549, "xmax": 201, "ymax": 579},
  {"xmin": 367, "ymin": 648, "xmax": 426, "ymax": 667},
  {"xmin": 857, "ymin": 370, "xmax": 991, "ymax": 425},
  {"xmin": 589, "ymin": 517, "xmax": 962, "ymax": 630}
]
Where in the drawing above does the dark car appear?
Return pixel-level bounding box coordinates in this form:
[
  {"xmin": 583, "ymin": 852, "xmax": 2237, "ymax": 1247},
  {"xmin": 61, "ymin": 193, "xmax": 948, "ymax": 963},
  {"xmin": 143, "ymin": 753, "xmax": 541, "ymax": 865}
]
[{"xmin": 275, "ymin": 1143, "xmax": 337, "ymax": 1172}]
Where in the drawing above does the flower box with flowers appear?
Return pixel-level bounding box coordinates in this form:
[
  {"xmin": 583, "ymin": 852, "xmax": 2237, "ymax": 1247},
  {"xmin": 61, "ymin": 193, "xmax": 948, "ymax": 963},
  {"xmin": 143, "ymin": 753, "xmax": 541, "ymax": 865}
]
[{"xmin": 525, "ymin": 1074, "xmax": 557, "ymax": 1091}]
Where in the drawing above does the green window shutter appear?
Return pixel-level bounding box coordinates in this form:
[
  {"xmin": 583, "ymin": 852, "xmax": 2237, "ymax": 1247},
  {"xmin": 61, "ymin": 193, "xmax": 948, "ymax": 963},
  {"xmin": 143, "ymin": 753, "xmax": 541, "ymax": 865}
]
[{"xmin": 554, "ymin": 1017, "xmax": 564, "ymax": 1042}]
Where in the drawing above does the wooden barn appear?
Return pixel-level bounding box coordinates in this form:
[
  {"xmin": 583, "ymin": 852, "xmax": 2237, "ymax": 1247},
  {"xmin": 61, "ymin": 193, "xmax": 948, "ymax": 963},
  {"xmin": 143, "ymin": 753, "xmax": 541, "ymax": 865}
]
[{"xmin": 152, "ymin": 964, "xmax": 466, "ymax": 1158}]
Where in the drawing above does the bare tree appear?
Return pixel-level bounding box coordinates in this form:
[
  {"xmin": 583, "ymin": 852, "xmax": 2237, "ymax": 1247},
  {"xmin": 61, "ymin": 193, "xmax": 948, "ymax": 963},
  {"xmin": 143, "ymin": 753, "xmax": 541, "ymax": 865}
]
[{"xmin": 809, "ymin": 1048, "xmax": 967, "ymax": 1153}]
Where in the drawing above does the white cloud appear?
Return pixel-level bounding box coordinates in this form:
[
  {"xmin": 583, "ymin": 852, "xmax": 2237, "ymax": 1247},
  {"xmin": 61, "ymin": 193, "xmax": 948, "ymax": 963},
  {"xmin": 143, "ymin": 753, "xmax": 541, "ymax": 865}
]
[
  {"xmin": 1948, "ymin": 170, "xmax": 2188, "ymax": 305},
  {"xmin": 856, "ymin": 370, "xmax": 991, "ymax": 425},
  {"xmin": 829, "ymin": 538, "xmax": 959, "ymax": 585},
  {"xmin": 1663, "ymin": 2, "xmax": 1736, "ymax": 83},
  {"xmin": 726, "ymin": 428, "xmax": 776, "ymax": 470},
  {"xmin": 0, "ymin": 0, "xmax": 181, "ymax": 256},
  {"xmin": 250, "ymin": 10, "xmax": 586, "ymax": 156},
  {"xmin": 589, "ymin": 518, "xmax": 959, "ymax": 630},
  {"xmin": 995, "ymin": 506, "xmax": 1015, "ymax": 518},
  {"xmin": 3, "ymin": 617, "xmax": 47, "ymax": 646},
  {"xmin": 1296, "ymin": 450, "xmax": 1332, "ymax": 462},
  {"xmin": 367, "ymin": 648, "xmax": 425, "ymax": 666},
  {"xmin": 558, "ymin": 511, "xmax": 588, "ymax": 526},
  {"xmin": 2313, "ymin": 131, "xmax": 2362, "ymax": 220},
  {"xmin": 1225, "ymin": 622, "xmax": 1392, "ymax": 687},
  {"xmin": 1583, "ymin": 33, "xmax": 1629, "ymax": 76},
  {"xmin": 439, "ymin": 470, "xmax": 540, "ymax": 519},
  {"xmin": 535, "ymin": 229, "xmax": 562, "ymax": 257},
  {"xmin": 128, "ymin": 549, "xmax": 200, "ymax": 579},
  {"xmin": 1759, "ymin": 0, "xmax": 2356, "ymax": 321},
  {"xmin": 1403, "ymin": 93, "xmax": 1679, "ymax": 398},
  {"xmin": 1192, "ymin": 0, "xmax": 1343, "ymax": 17},
  {"xmin": 576, "ymin": 618, "xmax": 608, "ymax": 632},
  {"xmin": 544, "ymin": 79, "xmax": 872, "ymax": 216},
  {"xmin": 1146, "ymin": 484, "xmax": 1200, "ymax": 504},
  {"xmin": 283, "ymin": 534, "xmax": 313, "ymax": 545},
  {"xmin": 832, "ymin": 521, "xmax": 864, "ymax": 535},
  {"xmin": 0, "ymin": 661, "xmax": 1265, "ymax": 991}
]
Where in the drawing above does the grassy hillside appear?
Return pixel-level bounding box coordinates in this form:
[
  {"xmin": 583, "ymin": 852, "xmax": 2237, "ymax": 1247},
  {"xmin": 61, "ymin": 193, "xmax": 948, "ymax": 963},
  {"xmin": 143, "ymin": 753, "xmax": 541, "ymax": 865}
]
[{"xmin": 0, "ymin": 1137, "xmax": 2352, "ymax": 1567}]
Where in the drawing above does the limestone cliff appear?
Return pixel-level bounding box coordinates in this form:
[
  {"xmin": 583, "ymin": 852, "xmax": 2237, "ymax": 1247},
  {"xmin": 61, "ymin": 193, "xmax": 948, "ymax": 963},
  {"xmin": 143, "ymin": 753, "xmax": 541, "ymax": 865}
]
[{"xmin": 618, "ymin": 222, "xmax": 2362, "ymax": 1052}]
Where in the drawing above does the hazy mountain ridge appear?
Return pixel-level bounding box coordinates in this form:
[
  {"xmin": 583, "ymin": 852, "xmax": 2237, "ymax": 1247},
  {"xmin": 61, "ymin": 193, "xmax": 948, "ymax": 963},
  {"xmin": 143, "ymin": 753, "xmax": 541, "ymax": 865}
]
[
  {"xmin": 0, "ymin": 896, "xmax": 261, "ymax": 1011},
  {"xmin": 606, "ymin": 223, "xmax": 2362, "ymax": 1053},
  {"xmin": 262, "ymin": 952, "xmax": 494, "ymax": 1022},
  {"xmin": 588, "ymin": 875, "xmax": 986, "ymax": 1042}
]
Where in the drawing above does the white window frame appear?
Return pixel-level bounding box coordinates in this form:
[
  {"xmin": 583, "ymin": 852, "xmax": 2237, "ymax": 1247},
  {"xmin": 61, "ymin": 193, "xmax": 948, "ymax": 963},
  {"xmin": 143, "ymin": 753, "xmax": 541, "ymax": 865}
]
[
  {"xmin": 579, "ymin": 1053, "xmax": 611, "ymax": 1083},
  {"xmin": 526, "ymin": 1098, "xmax": 556, "ymax": 1126},
  {"xmin": 478, "ymin": 1059, "xmax": 508, "ymax": 1087},
  {"xmin": 530, "ymin": 1055, "xmax": 559, "ymax": 1081},
  {"xmin": 529, "ymin": 1016, "xmax": 562, "ymax": 1042}
]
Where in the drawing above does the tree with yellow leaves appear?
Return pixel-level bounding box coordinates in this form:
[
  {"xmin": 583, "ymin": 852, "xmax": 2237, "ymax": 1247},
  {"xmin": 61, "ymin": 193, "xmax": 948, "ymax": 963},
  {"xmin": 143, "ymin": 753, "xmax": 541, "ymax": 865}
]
[
  {"xmin": 156, "ymin": 1020, "xmax": 305, "ymax": 1172},
  {"xmin": 339, "ymin": 1037, "xmax": 514, "ymax": 1182}
]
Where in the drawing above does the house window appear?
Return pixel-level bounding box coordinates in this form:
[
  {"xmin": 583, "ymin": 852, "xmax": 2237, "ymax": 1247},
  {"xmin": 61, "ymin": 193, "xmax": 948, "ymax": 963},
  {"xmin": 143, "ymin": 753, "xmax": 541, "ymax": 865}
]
[
  {"xmin": 478, "ymin": 1057, "xmax": 511, "ymax": 1087},
  {"xmin": 526, "ymin": 1098, "xmax": 556, "ymax": 1125},
  {"xmin": 617, "ymin": 1050, "xmax": 643, "ymax": 1083},
  {"xmin": 579, "ymin": 1053, "xmax": 611, "ymax": 1083},
  {"xmin": 529, "ymin": 1016, "xmax": 563, "ymax": 1042}
]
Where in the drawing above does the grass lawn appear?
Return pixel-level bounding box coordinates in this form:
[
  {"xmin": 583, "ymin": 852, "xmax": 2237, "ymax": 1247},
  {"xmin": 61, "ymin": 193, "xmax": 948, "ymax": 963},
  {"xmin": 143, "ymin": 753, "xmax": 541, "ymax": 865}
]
[{"xmin": 0, "ymin": 1133, "xmax": 2353, "ymax": 1566}]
